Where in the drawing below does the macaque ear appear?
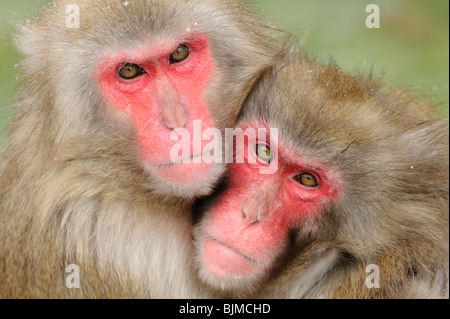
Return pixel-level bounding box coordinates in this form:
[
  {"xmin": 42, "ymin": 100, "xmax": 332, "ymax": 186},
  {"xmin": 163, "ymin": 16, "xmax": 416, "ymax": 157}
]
[{"xmin": 14, "ymin": 25, "xmax": 44, "ymax": 57}]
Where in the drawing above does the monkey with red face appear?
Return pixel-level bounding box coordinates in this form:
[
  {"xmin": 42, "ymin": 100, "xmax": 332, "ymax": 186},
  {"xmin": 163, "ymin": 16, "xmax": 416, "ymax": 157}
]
[
  {"xmin": 0, "ymin": 0, "xmax": 282, "ymax": 298},
  {"xmin": 193, "ymin": 58, "xmax": 449, "ymax": 298}
]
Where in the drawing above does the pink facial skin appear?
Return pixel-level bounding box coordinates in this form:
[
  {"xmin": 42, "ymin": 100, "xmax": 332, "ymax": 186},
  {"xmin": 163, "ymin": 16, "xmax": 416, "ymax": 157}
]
[
  {"xmin": 200, "ymin": 122, "xmax": 342, "ymax": 281},
  {"xmin": 96, "ymin": 35, "xmax": 215, "ymax": 186}
]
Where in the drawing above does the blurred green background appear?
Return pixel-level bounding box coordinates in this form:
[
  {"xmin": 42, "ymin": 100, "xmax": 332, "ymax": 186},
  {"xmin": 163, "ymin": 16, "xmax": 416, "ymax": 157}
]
[{"xmin": 0, "ymin": 0, "xmax": 448, "ymax": 153}]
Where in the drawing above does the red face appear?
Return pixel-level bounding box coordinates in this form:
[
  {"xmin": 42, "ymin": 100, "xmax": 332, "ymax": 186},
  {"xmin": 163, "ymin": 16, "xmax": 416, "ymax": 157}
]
[
  {"xmin": 197, "ymin": 122, "xmax": 342, "ymax": 286},
  {"xmin": 96, "ymin": 35, "xmax": 216, "ymax": 187}
]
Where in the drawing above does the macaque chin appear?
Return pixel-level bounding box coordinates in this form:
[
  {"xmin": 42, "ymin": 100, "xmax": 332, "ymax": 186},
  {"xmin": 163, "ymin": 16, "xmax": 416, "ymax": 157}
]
[{"xmin": 193, "ymin": 59, "xmax": 449, "ymax": 298}]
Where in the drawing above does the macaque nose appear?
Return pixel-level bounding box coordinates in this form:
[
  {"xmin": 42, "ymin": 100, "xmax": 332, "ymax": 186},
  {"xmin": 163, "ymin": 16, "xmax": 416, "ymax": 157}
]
[
  {"xmin": 160, "ymin": 103, "xmax": 189, "ymax": 130},
  {"xmin": 156, "ymin": 83, "xmax": 189, "ymax": 130},
  {"xmin": 241, "ymin": 205, "xmax": 264, "ymax": 226},
  {"xmin": 241, "ymin": 187, "xmax": 276, "ymax": 226}
]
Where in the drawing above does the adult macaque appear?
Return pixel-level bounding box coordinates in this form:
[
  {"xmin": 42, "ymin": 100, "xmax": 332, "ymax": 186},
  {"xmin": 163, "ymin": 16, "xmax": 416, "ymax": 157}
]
[
  {"xmin": 193, "ymin": 58, "xmax": 449, "ymax": 298},
  {"xmin": 0, "ymin": 0, "xmax": 281, "ymax": 298}
]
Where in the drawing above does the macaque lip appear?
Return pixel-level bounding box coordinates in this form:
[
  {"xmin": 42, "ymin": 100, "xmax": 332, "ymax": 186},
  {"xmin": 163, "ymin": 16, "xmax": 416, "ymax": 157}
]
[
  {"xmin": 208, "ymin": 236, "xmax": 255, "ymax": 262},
  {"xmin": 147, "ymin": 157, "xmax": 214, "ymax": 186},
  {"xmin": 202, "ymin": 236, "xmax": 263, "ymax": 280},
  {"xmin": 146, "ymin": 152, "xmax": 206, "ymax": 168}
]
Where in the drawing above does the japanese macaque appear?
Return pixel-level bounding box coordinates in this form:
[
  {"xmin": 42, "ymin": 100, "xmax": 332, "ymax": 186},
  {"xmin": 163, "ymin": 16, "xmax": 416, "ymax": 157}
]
[
  {"xmin": 193, "ymin": 58, "xmax": 449, "ymax": 298},
  {"xmin": 0, "ymin": 0, "xmax": 281, "ymax": 298}
]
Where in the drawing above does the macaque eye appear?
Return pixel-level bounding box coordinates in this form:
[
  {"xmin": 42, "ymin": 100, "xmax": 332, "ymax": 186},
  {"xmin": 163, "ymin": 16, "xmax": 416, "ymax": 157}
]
[
  {"xmin": 294, "ymin": 173, "xmax": 318, "ymax": 187},
  {"xmin": 169, "ymin": 45, "xmax": 190, "ymax": 64},
  {"xmin": 256, "ymin": 144, "xmax": 272, "ymax": 163},
  {"xmin": 118, "ymin": 63, "xmax": 146, "ymax": 79}
]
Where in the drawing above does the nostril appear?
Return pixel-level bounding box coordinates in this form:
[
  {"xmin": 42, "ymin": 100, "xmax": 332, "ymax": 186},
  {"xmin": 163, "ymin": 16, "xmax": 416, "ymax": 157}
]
[
  {"xmin": 242, "ymin": 208, "xmax": 247, "ymax": 220},
  {"xmin": 242, "ymin": 208, "xmax": 261, "ymax": 226}
]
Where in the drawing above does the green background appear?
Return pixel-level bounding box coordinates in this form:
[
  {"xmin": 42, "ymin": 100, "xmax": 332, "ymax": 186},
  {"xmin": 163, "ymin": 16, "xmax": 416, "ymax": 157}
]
[{"xmin": 0, "ymin": 0, "xmax": 448, "ymax": 153}]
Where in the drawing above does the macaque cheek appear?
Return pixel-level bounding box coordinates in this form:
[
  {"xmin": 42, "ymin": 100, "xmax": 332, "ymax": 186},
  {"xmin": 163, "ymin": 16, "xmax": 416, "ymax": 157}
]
[{"xmin": 201, "ymin": 194, "xmax": 288, "ymax": 281}]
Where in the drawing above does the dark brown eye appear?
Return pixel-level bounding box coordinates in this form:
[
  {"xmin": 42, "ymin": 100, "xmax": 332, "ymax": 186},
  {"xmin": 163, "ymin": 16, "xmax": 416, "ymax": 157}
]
[
  {"xmin": 294, "ymin": 173, "xmax": 318, "ymax": 187},
  {"xmin": 118, "ymin": 63, "xmax": 145, "ymax": 79},
  {"xmin": 169, "ymin": 45, "xmax": 190, "ymax": 64}
]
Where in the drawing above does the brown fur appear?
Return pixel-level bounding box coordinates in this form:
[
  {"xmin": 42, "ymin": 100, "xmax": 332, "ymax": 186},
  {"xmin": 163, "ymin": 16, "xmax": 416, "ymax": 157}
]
[
  {"xmin": 199, "ymin": 56, "xmax": 449, "ymax": 298},
  {"xmin": 0, "ymin": 0, "xmax": 282, "ymax": 298}
]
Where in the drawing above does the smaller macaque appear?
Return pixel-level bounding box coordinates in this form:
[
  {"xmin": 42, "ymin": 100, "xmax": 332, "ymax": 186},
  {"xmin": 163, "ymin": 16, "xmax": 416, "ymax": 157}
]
[{"xmin": 193, "ymin": 57, "xmax": 449, "ymax": 298}]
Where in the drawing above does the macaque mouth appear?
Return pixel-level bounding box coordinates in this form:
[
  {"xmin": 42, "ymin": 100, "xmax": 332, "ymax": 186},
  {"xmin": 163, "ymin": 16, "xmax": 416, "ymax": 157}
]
[
  {"xmin": 206, "ymin": 235, "xmax": 256, "ymax": 263},
  {"xmin": 147, "ymin": 147, "xmax": 213, "ymax": 168},
  {"xmin": 202, "ymin": 235, "xmax": 266, "ymax": 280}
]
